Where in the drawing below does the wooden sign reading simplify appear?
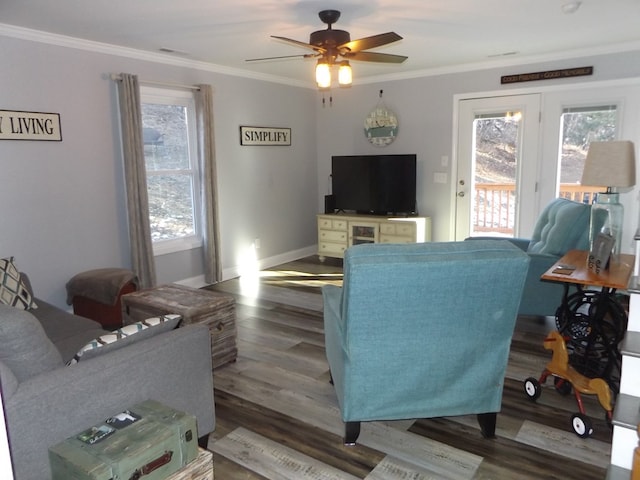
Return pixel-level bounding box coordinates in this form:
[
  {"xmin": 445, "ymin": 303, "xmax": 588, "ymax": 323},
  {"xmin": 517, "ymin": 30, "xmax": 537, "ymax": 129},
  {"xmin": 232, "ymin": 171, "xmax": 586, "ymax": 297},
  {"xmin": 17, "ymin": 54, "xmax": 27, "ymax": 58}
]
[
  {"xmin": 501, "ymin": 66, "xmax": 593, "ymax": 85},
  {"xmin": 0, "ymin": 110, "xmax": 62, "ymax": 141},
  {"xmin": 240, "ymin": 126, "xmax": 291, "ymax": 146}
]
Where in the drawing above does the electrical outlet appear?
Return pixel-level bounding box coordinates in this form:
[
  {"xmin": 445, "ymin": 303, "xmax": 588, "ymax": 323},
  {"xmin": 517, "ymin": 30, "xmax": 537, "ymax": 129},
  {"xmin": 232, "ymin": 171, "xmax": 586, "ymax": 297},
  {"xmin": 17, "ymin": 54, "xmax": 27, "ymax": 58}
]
[{"xmin": 254, "ymin": 238, "xmax": 260, "ymax": 249}]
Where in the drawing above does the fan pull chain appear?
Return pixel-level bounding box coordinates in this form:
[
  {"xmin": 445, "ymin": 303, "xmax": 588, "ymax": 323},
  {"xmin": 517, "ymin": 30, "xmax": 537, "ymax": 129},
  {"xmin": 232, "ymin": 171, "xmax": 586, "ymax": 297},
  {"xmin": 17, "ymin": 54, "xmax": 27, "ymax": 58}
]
[{"xmin": 321, "ymin": 92, "xmax": 334, "ymax": 107}]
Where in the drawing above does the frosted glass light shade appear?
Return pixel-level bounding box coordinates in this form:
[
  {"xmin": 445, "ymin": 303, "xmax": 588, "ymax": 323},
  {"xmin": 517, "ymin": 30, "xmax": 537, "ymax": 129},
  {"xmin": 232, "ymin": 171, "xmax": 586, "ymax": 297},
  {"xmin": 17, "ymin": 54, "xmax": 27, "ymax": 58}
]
[
  {"xmin": 315, "ymin": 61, "xmax": 331, "ymax": 89},
  {"xmin": 338, "ymin": 61, "xmax": 352, "ymax": 87}
]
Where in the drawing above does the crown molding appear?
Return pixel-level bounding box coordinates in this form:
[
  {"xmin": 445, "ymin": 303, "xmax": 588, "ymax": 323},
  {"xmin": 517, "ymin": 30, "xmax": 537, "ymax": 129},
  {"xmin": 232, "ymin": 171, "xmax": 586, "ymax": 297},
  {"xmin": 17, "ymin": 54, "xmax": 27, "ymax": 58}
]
[
  {"xmin": 0, "ymin": 23, "xmax": 312, "ymax": 89},
  {"xmin": 354, "ymin": 40, "xmax": 640, "ymax": 86},
  {"xmin": 2, "ymin": 22, "xmax": 640, "ymax": 89}
]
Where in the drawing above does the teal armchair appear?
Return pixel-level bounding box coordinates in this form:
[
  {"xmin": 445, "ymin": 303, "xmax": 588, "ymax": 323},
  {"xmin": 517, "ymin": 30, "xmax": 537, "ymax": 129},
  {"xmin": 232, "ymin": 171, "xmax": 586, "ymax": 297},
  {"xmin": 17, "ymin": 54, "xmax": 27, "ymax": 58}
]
[
  {"xmin": 322, "ymin": 240, "xmax": 529, "ymax": 444},
  {"xmin": 507, "ymin": 198, "xmax": 591, "ymax": 317},
  {"xmin": 467, "ymin": 198, "xmax": 591, "ymax": 317}
]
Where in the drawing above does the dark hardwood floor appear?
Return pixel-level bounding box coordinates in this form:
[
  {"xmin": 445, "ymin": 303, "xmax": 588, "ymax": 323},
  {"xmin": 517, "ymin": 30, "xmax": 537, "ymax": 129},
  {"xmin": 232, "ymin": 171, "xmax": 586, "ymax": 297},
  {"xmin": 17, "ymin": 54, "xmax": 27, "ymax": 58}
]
[{"xmin": 205, "ymin": 256, "xmax": 612, "ymax": 479}]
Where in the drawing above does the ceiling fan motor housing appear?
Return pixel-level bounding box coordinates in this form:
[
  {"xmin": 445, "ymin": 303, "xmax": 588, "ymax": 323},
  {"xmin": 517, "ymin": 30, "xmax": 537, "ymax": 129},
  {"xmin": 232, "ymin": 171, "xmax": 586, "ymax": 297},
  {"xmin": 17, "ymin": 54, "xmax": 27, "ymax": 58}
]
[{"xmin": 310, "ymin": 29, "xmax": 350, "ymax": 49}]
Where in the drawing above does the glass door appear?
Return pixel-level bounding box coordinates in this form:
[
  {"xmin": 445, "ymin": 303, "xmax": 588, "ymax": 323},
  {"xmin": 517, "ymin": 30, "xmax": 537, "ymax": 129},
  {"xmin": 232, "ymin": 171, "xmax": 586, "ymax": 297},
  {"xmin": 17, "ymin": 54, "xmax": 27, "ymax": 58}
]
[{"xmin": 455, "ymin": 94, "xmax": 541, "ymax": 240}]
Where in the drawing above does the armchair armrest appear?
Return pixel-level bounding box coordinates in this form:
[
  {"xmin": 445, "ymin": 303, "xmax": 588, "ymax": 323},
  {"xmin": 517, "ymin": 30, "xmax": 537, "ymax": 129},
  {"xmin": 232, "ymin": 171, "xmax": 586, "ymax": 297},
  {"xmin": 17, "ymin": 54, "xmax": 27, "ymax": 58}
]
[
  {"xmin": 465, "ymin": 236, "xmax": 530, "ymax": 251},
  {"xmin": 5, "ymin": 324, "xmax": 214, "ymax": 480}
]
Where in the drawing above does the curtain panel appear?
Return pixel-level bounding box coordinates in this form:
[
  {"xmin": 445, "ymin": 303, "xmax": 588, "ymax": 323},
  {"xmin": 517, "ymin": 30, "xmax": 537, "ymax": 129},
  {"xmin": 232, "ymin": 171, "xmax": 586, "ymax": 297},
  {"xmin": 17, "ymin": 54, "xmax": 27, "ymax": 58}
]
[
  {"xmin": 195, "ymin": 85, "xmax": 223, "ymax": 284},
  {"xmin": 116, "ymin": 73, "xmax": 157, "ymax": 288}
]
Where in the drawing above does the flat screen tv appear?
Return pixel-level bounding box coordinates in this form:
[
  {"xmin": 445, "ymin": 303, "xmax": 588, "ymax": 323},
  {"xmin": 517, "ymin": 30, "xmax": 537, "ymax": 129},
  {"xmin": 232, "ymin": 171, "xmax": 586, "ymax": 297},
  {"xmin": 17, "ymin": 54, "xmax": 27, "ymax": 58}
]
[{"xmin": 331, "ymin": 154, "xmax": 417, "ymax": 216}]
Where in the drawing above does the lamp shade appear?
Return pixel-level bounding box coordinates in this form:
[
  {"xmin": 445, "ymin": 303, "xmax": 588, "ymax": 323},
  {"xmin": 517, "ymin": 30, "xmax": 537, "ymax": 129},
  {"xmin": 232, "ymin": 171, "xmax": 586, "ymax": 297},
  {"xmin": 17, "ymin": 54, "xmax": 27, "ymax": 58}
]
[{"xmin": 581, "ymin": 140, "xmax": 636, "ymax": 188}]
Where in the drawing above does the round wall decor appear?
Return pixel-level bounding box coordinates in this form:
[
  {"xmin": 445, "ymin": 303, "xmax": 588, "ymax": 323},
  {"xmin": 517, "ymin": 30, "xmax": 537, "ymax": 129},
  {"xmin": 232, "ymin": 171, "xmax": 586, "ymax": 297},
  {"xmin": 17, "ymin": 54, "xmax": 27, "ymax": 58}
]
[{"xmin": 364, "ymin": 103, "xmax": 398, "ymax": 147}]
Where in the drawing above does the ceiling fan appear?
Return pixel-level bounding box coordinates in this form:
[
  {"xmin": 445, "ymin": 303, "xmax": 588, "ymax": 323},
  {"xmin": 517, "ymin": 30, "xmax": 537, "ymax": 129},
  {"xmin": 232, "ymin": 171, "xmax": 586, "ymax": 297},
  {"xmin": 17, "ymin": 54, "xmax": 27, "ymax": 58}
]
[{"xmin": 246, "ymin": 10, "xmax": 407, "ymax": 88}]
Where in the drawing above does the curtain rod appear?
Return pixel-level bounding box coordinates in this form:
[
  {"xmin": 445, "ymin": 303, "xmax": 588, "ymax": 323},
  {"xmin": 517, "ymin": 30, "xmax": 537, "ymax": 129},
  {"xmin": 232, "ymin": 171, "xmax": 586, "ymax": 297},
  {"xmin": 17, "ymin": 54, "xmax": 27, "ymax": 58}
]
[{"xmin": 110, "ymin": 74, "xmax": 200, "ymax": 91}]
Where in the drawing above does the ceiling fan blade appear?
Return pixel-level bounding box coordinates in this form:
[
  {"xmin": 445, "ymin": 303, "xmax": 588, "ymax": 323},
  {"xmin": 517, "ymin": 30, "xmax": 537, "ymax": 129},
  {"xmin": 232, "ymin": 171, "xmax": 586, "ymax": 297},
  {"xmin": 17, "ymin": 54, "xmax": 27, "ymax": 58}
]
[
  {"xmin": 271, "ymin": 36, "xmax": 326, "ymax": 54},
  {"xmin": 246, "ymin": 53, "xmax": 317, "ymax": 62},
  {"xmin": 344, "ymin": 51, "xmax": 408, "ymax": 63},
  {"xmin": 339, "ymin": 32, "xmax": 402, "ymax": 53}
]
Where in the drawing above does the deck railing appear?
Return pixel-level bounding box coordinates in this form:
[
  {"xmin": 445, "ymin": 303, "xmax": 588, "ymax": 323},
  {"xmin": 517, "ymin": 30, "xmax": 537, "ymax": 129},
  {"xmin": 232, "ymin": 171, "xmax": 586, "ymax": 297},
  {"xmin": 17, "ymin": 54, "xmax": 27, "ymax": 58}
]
[{"xmin": 473, "ymin": 183, "xmax": 602, "ymax": 235}]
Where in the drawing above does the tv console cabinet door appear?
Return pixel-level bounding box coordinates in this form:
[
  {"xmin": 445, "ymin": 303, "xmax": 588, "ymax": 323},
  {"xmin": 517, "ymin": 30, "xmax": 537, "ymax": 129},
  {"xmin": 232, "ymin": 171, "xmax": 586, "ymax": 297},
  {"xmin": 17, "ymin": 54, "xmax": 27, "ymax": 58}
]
[{"xmin": 348, "ymin": 221, "xmax": 379, "ymax": 246}]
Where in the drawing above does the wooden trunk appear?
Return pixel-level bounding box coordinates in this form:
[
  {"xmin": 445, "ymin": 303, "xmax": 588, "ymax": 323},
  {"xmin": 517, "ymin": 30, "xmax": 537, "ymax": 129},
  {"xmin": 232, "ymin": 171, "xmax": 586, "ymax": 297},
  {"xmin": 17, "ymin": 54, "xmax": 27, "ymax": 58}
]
[
  {"xmin": 121, "ymin": 284, "xmax": 237, "ymax": 369},
  {"xmin": 72, "ymin": 281, "xmax": 137, "ymax": 329},
  {"xmin": 167, "ymin": 449, "xmax": 214, "ymax": 480}
]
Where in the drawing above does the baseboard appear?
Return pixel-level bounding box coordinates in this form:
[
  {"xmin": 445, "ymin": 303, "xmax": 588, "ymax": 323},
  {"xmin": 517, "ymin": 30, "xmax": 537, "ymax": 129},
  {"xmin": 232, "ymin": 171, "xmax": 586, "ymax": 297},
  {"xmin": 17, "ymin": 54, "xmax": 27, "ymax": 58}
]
[
  {"xmin": 174, "ymin": 245, "xmax": 318, "ymax": 287},
  {"xmin": 222, "ymin": 245, "xmax": 318, "ymax": 281}
]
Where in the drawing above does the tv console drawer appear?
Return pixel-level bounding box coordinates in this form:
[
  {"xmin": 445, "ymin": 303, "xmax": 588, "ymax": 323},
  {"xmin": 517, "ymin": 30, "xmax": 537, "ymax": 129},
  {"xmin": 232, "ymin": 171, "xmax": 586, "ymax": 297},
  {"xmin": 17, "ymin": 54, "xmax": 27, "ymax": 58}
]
[
  {"xmin": 319, "ymin": 242, "xmax": 347, "ymax": 256},
  {"xmin": 319, "ymin": 230, "xmax": 347, "ymax": 242},
  {"xmin": 318, "ymin": 218, "xmax": 347, "ymax": 231},
  {"xmin": 380, "ymin": 222, "xmax": 416, "ymax": 237},
  {"xmin": 380, "ymin": 235, "xmax": 414, "ymax": 244}
]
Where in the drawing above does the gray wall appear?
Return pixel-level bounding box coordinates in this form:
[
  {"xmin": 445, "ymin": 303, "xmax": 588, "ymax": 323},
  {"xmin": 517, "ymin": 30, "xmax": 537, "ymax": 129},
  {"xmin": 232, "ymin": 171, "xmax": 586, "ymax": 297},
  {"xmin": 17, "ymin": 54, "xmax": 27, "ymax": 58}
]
[
  {"xmin": 2, "ymin": 31, "xmax": 640, "ymax": 308},
  {"xmin": 0, "ymin": 36, "xmax": 318, "ymax": 307},
  {"xmin": 316, "ymin": 50, "xmax": 640, "ymax": 242}
]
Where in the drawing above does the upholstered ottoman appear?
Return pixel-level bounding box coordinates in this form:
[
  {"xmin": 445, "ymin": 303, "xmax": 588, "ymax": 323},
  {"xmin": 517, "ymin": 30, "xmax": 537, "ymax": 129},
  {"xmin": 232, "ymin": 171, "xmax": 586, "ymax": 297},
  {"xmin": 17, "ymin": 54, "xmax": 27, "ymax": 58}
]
[
  {"xmin": 66, "ymin": 268, "xmax": 138, "ymax": 329},
  {"xmin": 121, "ymin": 284, "xmax": 236, "ymax": 369}
]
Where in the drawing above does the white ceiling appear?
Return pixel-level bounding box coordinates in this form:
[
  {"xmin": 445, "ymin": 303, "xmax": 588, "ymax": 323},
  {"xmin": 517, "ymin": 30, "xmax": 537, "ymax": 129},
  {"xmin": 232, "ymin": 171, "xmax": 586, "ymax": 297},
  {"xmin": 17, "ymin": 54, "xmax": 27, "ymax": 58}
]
[{"xmin": 2, "ymin": 0, "xmax": 640, "ymax": 87}]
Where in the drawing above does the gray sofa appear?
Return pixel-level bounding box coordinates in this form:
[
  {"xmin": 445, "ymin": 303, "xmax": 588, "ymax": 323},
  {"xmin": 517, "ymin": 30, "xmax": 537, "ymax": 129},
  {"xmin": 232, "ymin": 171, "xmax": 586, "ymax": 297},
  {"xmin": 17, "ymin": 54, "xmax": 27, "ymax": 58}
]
[{"xmin": 0, "ymin": 275, "xmax": 215, "ymax": 480}]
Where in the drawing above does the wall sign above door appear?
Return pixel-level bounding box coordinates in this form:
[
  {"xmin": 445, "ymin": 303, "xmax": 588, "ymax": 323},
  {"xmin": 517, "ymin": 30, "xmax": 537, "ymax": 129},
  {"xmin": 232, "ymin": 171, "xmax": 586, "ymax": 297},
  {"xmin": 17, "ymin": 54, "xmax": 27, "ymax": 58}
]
[
  {"xmin": 240, "ymin": 126, "xmax": 291, "ymax": 146},
  {"xmin": 501, "ymin": 66, "xmax": 593, "ymax": 85},
  {"xmin": 0, "ymin": 109, "xmax": 62, "ymax": 141}
]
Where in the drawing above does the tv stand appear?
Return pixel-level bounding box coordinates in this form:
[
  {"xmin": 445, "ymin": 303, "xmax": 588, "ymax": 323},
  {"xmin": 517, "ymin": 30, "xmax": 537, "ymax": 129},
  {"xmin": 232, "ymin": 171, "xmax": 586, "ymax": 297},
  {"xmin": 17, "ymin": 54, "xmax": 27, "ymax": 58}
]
[{"xmin": 317, "ymin": 213, "xmax": 431, "ymax": 261}]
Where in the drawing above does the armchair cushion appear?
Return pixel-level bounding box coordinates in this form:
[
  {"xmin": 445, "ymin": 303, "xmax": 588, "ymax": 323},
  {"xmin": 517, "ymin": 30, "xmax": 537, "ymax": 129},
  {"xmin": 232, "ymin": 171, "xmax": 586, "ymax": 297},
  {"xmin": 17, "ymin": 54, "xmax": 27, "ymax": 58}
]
[
  {"xmin": 527, "ymin": 198, "xmax": 591, "ymax": 256},
  {"xmin": 0, "ymin": 305, "xmax": 63, "ymax": 382}
]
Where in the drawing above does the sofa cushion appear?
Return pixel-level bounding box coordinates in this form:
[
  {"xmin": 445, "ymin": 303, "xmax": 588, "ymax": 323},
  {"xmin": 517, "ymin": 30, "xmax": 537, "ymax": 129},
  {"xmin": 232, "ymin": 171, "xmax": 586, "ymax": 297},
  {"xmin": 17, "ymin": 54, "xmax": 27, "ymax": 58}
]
[
  {"xmin": 27, "ymin": 298, "xmax": 108, "ymax": 362},
  {"xmin": 0, "ymin": 257, "xmax": 37, "ymax": 310},
  {"xmin": 67, "ymin": 314, "xmax": 182, "ymax": 365},
  {"xmin": 0, "ymin": 304, "xmax": 63, "ymax": 381}
]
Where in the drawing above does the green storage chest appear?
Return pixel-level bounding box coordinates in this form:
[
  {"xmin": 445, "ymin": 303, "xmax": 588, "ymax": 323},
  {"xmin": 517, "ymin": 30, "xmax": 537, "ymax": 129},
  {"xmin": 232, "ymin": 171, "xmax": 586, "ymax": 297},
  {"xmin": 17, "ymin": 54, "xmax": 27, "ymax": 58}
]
[{"xmin": 49, "ymin": 400, "xmax": 199, "ymax": 480}]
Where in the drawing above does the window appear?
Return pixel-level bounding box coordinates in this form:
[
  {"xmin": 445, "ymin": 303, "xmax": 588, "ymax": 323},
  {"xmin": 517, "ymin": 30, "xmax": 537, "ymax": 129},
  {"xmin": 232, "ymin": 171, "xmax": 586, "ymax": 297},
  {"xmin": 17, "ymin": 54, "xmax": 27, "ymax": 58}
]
[
  {"xmin": 140, "ymin": 87, "xmax": 201, "ymax": 255},
  {"xmin": 558, "ymin": 104, "xmax": 617, "ymax": 202}
]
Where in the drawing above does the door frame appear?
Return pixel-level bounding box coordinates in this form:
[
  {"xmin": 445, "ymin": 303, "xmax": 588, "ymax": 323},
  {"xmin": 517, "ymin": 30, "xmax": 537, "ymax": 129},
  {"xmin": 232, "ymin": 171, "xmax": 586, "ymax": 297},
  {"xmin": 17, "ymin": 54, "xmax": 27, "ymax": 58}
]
[{"xmin": 454, "ymin": 94, "xmax": 541, "ymax": 240}]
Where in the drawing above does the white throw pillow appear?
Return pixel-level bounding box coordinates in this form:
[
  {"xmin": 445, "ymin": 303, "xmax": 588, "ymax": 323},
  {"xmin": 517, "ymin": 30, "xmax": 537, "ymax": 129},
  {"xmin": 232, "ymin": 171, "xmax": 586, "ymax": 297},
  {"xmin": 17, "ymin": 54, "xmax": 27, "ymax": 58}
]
[{"xmin": 67, "ymin": 314, "xmax": 181, "ymax": 365}]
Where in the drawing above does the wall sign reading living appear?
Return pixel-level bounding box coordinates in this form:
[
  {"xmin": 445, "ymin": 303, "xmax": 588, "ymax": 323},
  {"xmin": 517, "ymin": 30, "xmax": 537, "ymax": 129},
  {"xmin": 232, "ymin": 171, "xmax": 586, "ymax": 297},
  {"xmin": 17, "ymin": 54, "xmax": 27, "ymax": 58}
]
[
  {"xmin": 240, "ymin": 126, "xmax": 291, "ymax": 146},
  {"xmin": 0, "ymin": 110, "xmax": 62, "ymax": 141}
]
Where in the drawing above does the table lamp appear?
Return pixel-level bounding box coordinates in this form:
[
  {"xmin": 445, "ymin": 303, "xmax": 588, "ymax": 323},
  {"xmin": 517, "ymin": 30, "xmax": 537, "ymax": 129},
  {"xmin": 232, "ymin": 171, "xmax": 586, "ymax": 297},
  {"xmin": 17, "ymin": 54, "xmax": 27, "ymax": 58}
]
[{"xmin": 580, "ymin": 140, "xmax": 636, "ymax": 258}]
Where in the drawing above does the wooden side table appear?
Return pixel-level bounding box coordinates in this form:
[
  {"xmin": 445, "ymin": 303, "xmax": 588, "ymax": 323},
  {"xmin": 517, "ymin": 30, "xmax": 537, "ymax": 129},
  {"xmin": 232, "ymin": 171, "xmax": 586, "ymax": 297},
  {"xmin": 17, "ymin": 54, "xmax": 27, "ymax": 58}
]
[
  {"xmin": 542, "ymin": 249, "xmax": 635, "ymax": 392},
  {"xmin": 121, "ymin": 284, "xmax": 237, "ymax": 369}
]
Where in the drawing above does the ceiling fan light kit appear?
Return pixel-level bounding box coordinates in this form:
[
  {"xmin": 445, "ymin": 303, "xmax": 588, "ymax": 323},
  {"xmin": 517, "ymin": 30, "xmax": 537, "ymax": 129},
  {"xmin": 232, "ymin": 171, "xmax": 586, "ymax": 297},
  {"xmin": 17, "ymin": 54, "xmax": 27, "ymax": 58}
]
[
  {"xmin": 315, "ymin": 59, "xmax": 332, "ymax": 89},
  {"xmin": 249, "ymin": 10, "xmax": 407, "ymax": 90},
  {"xmin": 338, "ymin": 61, "xmax": 352, "ymax": 87}
]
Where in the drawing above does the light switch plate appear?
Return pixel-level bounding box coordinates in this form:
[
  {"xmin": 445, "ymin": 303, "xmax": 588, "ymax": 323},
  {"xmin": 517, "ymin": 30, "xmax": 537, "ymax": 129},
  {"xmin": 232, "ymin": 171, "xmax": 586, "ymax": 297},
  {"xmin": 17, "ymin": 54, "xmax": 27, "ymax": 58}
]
[{"xmin": 434, "ymin": 172, "xmax": 448, "ymax": 184}]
